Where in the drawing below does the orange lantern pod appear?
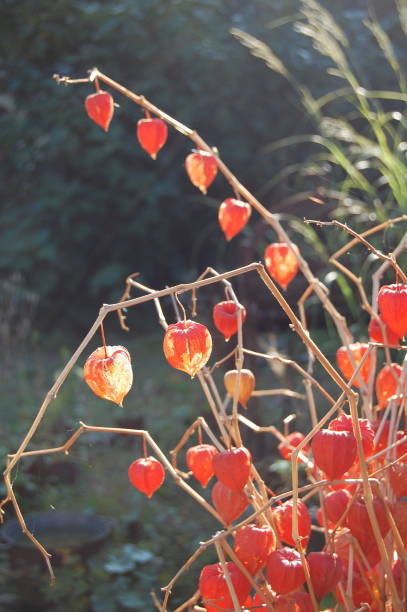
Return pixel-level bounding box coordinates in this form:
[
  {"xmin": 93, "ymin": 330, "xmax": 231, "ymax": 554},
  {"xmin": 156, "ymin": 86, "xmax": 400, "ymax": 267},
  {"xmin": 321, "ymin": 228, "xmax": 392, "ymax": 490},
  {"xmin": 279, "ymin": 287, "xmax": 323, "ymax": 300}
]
[
  {"xmin": 312, "ymin": 428, "xmax": 357, "ymax": 479},
  {"xmin": 266, "ymin": 547, "xmax": 305, "ymax": 595},
  {"xmin": 336, "ymin": 342, "xmax": 372, "ymax": 388},
  {"xmin": 185, "ymin": 150, "xmax": 218, "ymax": 194},
  {"xmin": 85, "ymin": 91, "xmax": 114, "ymax": 131},
  {"xmin": 136, "ymin": 117, "xmax": 168, "ymax": 159},
  {"xmin": 278, "ymin": 431, "xmax": 309, "ymax": 462},
  {"xmin": 224, "ymin": 369, "xmax": 255, "ymax": 408},
  {"xmin": 218, "ymin": 198, "xmax": 251, "ymax": 241},
  {"xmin": 163, "ymin": 320, "xmax": 212, "ymax": 378},
  {"xmin": 389, "ymin": 463, "xmax": 407, "ymax": 498},
  {"xmin": 213, "ymin": 300, "xmax": 246, "ymax": 342},
  {"xmin": 199, "ymin": 562, "xmax": 250, "ymax": 612},
  {"xmin": 329, "ymin": 412, "xmax": 375, "ymax": 457},
  {"xmin": 273, "ymin": 499, "xmax": 311, "ymax": 549},
  {"xmin": 83, "ymin": 345, "xmax": 133, "ymax": 406},
  {"xmin": 212, "ymin": 446, "xmax": 252, "ymax": 492},
  {"xmin": 346, "ymin": 494, "xmax": 390, "ymax": 551},
  {"xmin": 264, "ymin": 242, "xmax": 299, "ymax": 290},
  {"xmin": 234, "ymin": 524, "xmax": 276, "ymax": 575},
  {"xmin": 307, "ymin": 552, "xmax": 343, "ymax": 601},
  {"xmin": 186, "ymin": 444, "xmax": 218, "ymax": 488},
  {"xmin": 273, "ymin": 592, "xmax": 313, "ymax": 612},
  {"xmin": 378, "ymin": 283, "xmax": 407, "ymax": 339},
  {"xmin": 211, "ymin": 480, "xmax": 248, "ymax": 525},
  {"xmin": 375, "ymin": 363, "xmax": 403, "ymax": 409},
  {"xmin": 128, "ymin": 457, "xmax": 165, "ymax": 498},
  {"xmin": 368, "ymin": 316, "xmax": 400, "ymax": 346}
]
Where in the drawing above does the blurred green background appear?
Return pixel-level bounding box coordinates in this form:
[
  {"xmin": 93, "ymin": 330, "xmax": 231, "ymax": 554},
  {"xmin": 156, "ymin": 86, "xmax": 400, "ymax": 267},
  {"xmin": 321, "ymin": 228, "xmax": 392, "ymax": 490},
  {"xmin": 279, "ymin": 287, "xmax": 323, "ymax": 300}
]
[{"xmin": 0, "ymin": 0, "xmax": 406, "ymax": 610}]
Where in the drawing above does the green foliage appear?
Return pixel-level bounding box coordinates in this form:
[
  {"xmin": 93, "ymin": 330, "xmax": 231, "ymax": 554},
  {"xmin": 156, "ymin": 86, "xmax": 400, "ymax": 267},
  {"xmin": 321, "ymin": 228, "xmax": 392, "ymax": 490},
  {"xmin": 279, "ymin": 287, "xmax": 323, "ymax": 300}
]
[{"xmin": 0, "ymin": 0, "xmax": 305, "ymax": 332}]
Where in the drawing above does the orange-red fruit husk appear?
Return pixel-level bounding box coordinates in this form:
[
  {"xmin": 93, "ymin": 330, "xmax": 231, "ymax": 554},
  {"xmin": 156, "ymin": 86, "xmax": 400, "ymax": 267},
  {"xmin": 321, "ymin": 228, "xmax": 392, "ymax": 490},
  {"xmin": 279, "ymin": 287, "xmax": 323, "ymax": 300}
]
[
  {"xmin": 389, "ymin": 463, "xmax": 407, "ymax": 498},
  {"xmin": 346, "ymin": 494, "xmax": 390, "ymax": 551},
  {"xmin": 273, "ymin": 499, "xmax": 311, "ymax": 549},
  {"xmin": 368, "ymin": 316, "xmax": 400, "ymax": 345},
  {"xmin": 332, "ymin": 528, "xmax": 381, "ymax": 570},
  {"xmin": 392, "ymin": 500, "xmax": 407, "ymax": 549},
  {"xmin": 329, "ymin": 412, "xmax": 375, "ymax": 457},
  {"xmin": 163, "ymin": 320, "xmax": 212, "ymax": 377},
  {"xmin": 307, "ymin": 552, "xmax": 343, "ymax": 600},
  {"xmin": 212, "ymin": 446, "xmax": 252, "ymax": 492},
  {"xmin": 185, "ymin": 150, "xmax": 218, "ymax": 194},
  {"xmin": 378, "ymin": 283, "xmax": 407, "ymax": 339},
  {"xmin": 136, "ymin": 117, "xmax": 168, "ymax": 159},
  {"xmin": 322, "ymin": 489, "xmax": 352, "ymax": 526},
  {"xmin": 375, "ymin": 363, "xmax": 403, "ymax": 409},
  {"xmin": 266, "ymin": 547, "xmax": 305, "ymax": 595},
  {"xmin": 392, "ymin": 558, "xmax": 404, "ymax": 597},
  {"xmin": 199, "ymin": 562, "xmax": 250, "ymax": 612},
  {"xmin": 396, "ymin": 430, "xmax": 407, "ymax": 461},
  {"xmin": 213, "ymin": 300, "xmax": 246, "ymax": 341},
  {"xmin": 264, "ymin": 242, "xmax": 299, "ymax": 290},
  {"xmin": 218, "ymin": 198, "xmax": 251, "ymax": 241},
  {"xmin": 211, "ymin": 480, "xmax": 248, "ymax": 525},
  {"xmin": 273, "ymin": 592, "xmax": 313, "ymax": 612},
  {"xmin": 278, "ymin": 431, "xmax": 308, "ymax": 462},
  {"xmin": 336, "ymin": 570, "xmax": 381, "ymax": 610},
  {"xmin": 186, "ymin": 444, "xmax": 218, "ymax": 488},
  {"xmin": 128, "ymin": 457, "xmax": 165, "ymax": 498},
  {"xmin": 85, "ymin": 91, "xmax": 114, "ymax": 131},
  {"xmin": 336, "ymin": 342, "xmax": 372, "ymax": 388},
  {"xmin": 83, "ymin": 345, "xmax": 133, "ymax": 406},
  {"xmin": 224, "ymin": 369, "xmax": 255, "ymax": 408},
  {"xmin": 312, "ymin": 428, "xmax": 357, "ymax": 480},
  {"xmin": 234, "ymin": 524, "xmax": 276, "ymax": 575},
  {"xmin": 372, "ymin": 418, "xmax": 390, "ymax": 453}
]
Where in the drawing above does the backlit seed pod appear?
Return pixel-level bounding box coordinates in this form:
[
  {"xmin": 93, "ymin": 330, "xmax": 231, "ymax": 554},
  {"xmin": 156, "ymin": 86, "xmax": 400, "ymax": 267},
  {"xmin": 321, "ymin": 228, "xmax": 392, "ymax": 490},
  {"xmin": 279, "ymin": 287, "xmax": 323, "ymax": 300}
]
[
  {"xmin": 368, "ymin": 316, "xmax": 400, "ymax": 346},
  {"xmin": 393, "ymin": 559, "xmax": 403, "ymax": 596},
  {"xmin": 274, "ymin": 592, "xmax": 313, "ymax": 612},
  {"xmin": 329, "ymin": 413, "xmax": 375, "ymax": 457},
  {"xmin": 389, "ymin": 463, "xmax": 407, "ymax": 498},
  {"xmin": 218, "ymin": 198, "xmax": 252, "ymax": 241},
  {"xmin": 312, "ymin": 428, "xmax": 357, "ymax": 480},
  {"xmin": 136, "ymin": 117, "xmax": 168, "ymax": 159},
  {"xmin": 396, "ymin": 430, "xmax": 407, "ymax": 462},
  {"xmin": 336, "ymin": 569, "xmax": 381, "ymax": 610},
  {"xmin": 322, "ymin": 489, "xmax": 352, "ymax": 526},
  {"xmin": 224, "ymin": 369, "xmax": 255, "ymax": 408},
  {"xmin": 273, "ymin": 499, "xmax": 311, "ymax": 549},
  {"xmin": 234, "ymin": 524, "xmax": 276, "ymax": 575},
  {"xmin": 212, "ymin": 446, "xmax": 252, "ymax": 492},
  {"xmin": 128, "ymin": 457, "xmax": 165, "ymax": 498},
  {"xmin": 336, "ymin": 342, "xmax": 372, "ymax": 388},
  {"xmin": 211, "ymin": 480, "xmax": 248, "ymax": 525},
  {"xmin": 186, "ymin": 444, "xmax": 218, "ymax": 488},
  {"xmin": 163, "ymin": 320, "xmax": 212, "ymax": 378},
  {"xmin": 378, "ymin": 283, "xmax": 407, "ymax": 339},
  {"xmin": 185, "ymin": 150, "xmax": 218, "ymax": 194},
  {"xmin": 346, "ymin": 494, "xmax": 390, "ymax": 550},
  {"xmin": 372, "ymin": 419, "xmax": 390, "ymax": 452},
  {"xmin": 375, "ymin": 363, "xmax": 403, "ymax": 409},
  {"xmin": 84, "ymin": 345, "xmax": 133, "ymax": 406},
  {"xmin": 392, "ymin": 501, "xmax": 407, "ymax": 548},
  {"xmin": 278, "ymin": 432, "xmax": 309, "ymax": 463},
  {"xmin": 85, "ymin": 91, "xmax": 114, "ymax": 131},
  {"xmin": 264, "ymin": 242, "xmax": 300, "ymax": 290},
  {"xmin": 266, "ymin": 547, "xmax": 305, "ymax": 595},
  {"xmin": 307, "ymin": 552, "xmax": 343, "ymax": 600},
  {"xmin": 213, "ymin": 300, "xmax": 246, "ymax": 342},
  {"xmin": 199, "ymin": 562, "xmax": 250, "ymax": 612}
]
